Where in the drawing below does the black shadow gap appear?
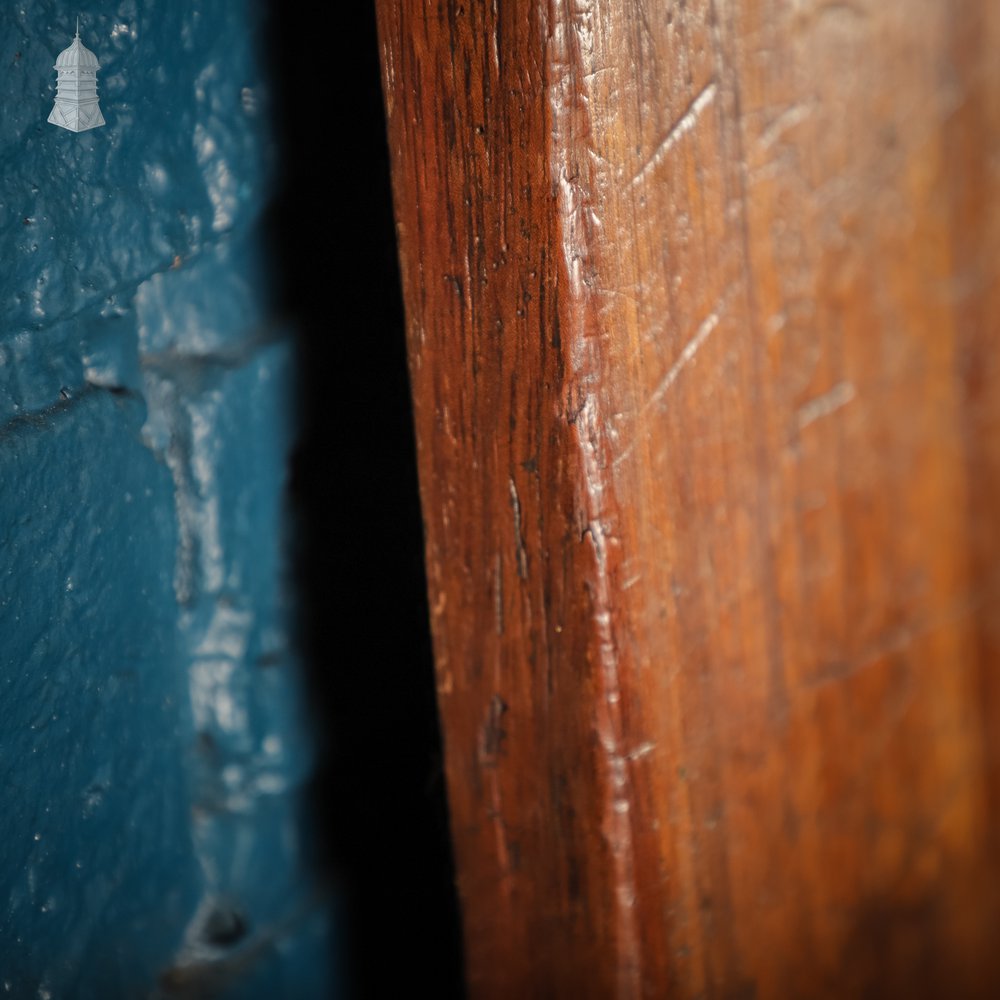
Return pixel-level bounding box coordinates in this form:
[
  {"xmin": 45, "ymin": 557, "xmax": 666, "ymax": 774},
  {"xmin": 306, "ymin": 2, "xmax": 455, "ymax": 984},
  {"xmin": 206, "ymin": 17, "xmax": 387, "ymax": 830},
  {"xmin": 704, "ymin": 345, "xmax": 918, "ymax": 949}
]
[{"xmin": 259, "ymin": 3, "xmax": 465, "ymax": 997}]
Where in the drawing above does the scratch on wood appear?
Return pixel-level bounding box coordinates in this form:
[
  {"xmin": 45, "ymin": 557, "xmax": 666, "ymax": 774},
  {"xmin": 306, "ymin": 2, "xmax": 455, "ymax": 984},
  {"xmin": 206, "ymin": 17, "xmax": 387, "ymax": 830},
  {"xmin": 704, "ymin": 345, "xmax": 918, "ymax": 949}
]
[
  {"xmin": 645, "ymin": 310, "xmax": 721, "ymax": 414},
  {"xmin": 479, "ymin": 691, "xmax": 513, "ymax": 891},
  {"xmin": 612, "ymin": 308, "xmax": 723, "ymax": 471},
  {"xmin": 494, "ymin": 551, "xmax": 505, "ymax": 636},
  {"xmin": 757, "ymin": 103, "xmax": 812, "ymax": 153},
  {"xmin": 508, "ymin": 477, "xmax": 529, "ymax": 579},
  {"xmin": 797, "ymin": 380, "xmax": 856, "ymax": 430},
  {"xmin": 804, "ymin": 571, "xmax": 1000, "ymax": 693},
  {"xmin": 611, "ymin": 302, "xmax": 723, "ymax": 472},
  {"xmin": 480, "ymin": 693, "xmax": 509, "ymax": 762},
  {"xmin": 626, "ymin": 741, "xmax": 657, "ymax": 761},
  {"xmin": 629, "ymin": 80, "xmax": 718, "ymax": 189}
]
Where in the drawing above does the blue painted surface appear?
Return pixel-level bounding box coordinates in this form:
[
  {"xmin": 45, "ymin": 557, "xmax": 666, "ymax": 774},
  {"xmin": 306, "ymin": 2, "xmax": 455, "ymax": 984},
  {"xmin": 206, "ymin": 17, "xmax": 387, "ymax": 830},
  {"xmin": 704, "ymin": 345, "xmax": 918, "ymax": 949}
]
[{"xmin": 0, "ymin": 3, "xmax": 334, "ymax": 995}]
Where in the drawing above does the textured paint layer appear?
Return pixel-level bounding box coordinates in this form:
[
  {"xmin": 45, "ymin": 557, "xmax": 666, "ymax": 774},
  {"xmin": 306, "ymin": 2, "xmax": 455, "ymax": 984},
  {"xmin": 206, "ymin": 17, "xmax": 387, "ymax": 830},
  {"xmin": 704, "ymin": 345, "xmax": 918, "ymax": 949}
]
[{"xmin": 1, "ymin": 3, "xmax": 333, "ymax": 994}]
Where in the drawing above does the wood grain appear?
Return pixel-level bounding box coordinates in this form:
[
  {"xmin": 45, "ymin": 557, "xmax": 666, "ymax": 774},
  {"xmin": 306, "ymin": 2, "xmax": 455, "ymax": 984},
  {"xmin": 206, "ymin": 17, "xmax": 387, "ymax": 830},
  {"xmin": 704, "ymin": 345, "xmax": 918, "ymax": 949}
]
[{"xmin": 375, "ymin": 1, "xmax": 1000, "ymax": 995}]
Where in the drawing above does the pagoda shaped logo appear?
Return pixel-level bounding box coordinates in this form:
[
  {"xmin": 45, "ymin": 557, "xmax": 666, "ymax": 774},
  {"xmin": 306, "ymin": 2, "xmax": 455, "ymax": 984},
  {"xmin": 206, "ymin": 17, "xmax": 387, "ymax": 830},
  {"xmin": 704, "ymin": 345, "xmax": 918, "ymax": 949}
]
[{"xmin": 48, "ymin": 19, "xmax": 106, "ymax": 132}]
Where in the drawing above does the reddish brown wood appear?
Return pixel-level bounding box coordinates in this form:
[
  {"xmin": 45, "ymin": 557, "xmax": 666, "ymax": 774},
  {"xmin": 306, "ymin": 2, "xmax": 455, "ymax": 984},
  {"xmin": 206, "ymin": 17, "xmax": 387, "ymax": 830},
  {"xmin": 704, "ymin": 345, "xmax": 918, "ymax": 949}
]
[{"xmin": 375, "ymin": 1, "xmax": 1000, "ymax": 996}]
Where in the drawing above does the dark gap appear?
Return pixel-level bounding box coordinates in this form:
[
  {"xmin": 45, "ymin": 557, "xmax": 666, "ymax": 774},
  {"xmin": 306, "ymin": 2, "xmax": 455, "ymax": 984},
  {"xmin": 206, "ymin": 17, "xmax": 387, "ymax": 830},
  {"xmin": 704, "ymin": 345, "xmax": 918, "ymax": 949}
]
[{"xmin": 260, "ymin": 3, "xmax": 465, "ymax": 997}]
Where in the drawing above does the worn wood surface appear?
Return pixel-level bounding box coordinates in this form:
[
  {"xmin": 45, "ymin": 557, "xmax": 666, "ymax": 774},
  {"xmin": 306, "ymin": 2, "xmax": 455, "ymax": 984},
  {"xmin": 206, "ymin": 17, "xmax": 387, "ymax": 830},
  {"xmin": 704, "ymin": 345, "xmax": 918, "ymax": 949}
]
[{"xmin": 375, "ymin": 1, "xmax": 1000, "ymax": 995}]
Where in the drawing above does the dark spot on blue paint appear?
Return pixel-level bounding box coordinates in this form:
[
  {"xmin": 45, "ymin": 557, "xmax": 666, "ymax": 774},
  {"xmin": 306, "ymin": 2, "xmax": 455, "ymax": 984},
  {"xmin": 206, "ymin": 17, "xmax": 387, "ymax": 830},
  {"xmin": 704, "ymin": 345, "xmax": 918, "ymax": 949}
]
[{"xmin": 201, "ymin": 903, "xmax": 248, "ymax": 948}]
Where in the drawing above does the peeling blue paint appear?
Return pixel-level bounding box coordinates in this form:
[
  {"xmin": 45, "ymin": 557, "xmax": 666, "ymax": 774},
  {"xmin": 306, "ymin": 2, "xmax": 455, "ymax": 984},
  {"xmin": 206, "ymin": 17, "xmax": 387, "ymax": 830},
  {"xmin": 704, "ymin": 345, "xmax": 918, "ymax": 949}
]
[{"xmin": 1, "ymin": 2, "xmax": 335, "ymax": 994}]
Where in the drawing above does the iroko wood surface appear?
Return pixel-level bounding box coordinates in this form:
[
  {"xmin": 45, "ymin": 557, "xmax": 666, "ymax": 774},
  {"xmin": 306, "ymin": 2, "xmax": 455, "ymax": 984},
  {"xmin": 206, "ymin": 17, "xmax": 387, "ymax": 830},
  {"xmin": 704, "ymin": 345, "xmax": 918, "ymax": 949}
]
[{"xmin": 375, "ymin": 1, "xmax": 1000, "ymax": 996}]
